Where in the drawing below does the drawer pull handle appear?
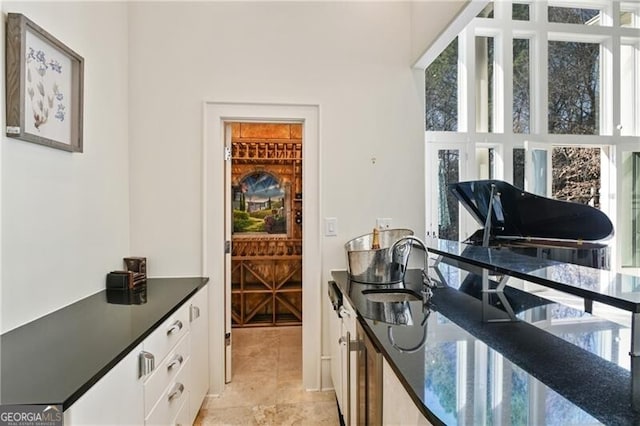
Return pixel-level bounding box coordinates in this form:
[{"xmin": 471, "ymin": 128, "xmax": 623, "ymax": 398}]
[
  {"xmin": 167, "ymin": 354, "xmax": 184, "ymax": 371},
  {"xmin": 190, "ymin": 305, "xmax": 200, "ymax": 322},
  {"xmin": 168, "ymin": 383, "xmax": 185, "ymax": 402},
  {"xmin": 138, "ymin": 351, "xmax": 155, "ymax": 378},
  {"xmin": 167, "ymin": 320, "xmax": 183, "ymax": 335}
]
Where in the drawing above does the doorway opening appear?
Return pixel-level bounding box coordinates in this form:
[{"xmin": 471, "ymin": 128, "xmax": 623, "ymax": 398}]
[
  {"xmin": 204, "ymin": 102, "xmax": 320, "ymax": 397},
  {"xmin": 226, "ymin": 122, "xmax": 304, "ymax": 386},
  {"xmin": 228, "ymin": 122, "xmax": 303, "ymax": 328}
]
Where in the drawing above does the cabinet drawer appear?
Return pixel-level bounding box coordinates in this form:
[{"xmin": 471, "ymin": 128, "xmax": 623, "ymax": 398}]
[
  {"xmin": 145, "ymin": 359, "xmax": 190, "ymax": 425},
  {"xmin": 173, "ymin": 397, "xmax": 190, "ymax": 426},
  {"xmin": 144, "ymin": 304, "xmax": 190, "ymax": 366},
  {"xmin": 144, "ymin": 333, "xmax": 190, "ymax": 415}
]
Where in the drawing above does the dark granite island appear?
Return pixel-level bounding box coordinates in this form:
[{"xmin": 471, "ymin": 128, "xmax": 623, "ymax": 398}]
[{"xmin": 332, "ymin": 269, "xmax": 640, "ymax": 425}]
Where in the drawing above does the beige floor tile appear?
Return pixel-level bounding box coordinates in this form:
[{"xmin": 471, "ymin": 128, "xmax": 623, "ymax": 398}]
[
  {"xmin": 277, "ymin": 363, "xmax": 302, "ymax": 381},
  {"xmin": 277, "ymin": 327, "xmax": 302, "ymax": 346},
  {"xmin": 276, "ymin": 378, "xmax": 337, "ymax": 404},
  {"xmin": 278, "ymin": 347, "xmax": 302, "ymax": 365},
  {"xmin": 199, "ymin": 326, "xmax": 338, "ymax": 424},
  {"xmin": 274, "ymin": 401, "xmax": 340, "ymax": 426},
  {"xmin": 197, "ymin": 405, "xmax": 277, "ymax": 425},
  {"xmin": 233, "ymin": 339, "xmax": 279, "ymax": 358},
  {"xmin": 206, "ymin": 379, "xmax": 278, "ymax": 409},
  {"xmin": 233, "ymin": 353, "xmax": 278, "ymax": 379}
]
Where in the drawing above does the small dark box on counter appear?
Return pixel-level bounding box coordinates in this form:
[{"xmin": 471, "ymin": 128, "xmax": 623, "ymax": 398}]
[
  {"xmin": 106, "ymin": 284, "xmax": 147, "ymax": 305},
  {"xmin": 106, "ymin": 271, "xmax": 143, "ymax": 290},
  {"xmin": 124, "ymin": 257, "xmax": 146, "ymax": 275},
  {"xmin": 124, "ymin": 257, "xmax": 147, "ymax": 284}
]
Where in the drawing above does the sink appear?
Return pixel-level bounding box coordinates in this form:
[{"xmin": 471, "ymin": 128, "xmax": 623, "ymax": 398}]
[{"xmin": 361, "ymin": 289, "xmax": 421, "ymax": 303}]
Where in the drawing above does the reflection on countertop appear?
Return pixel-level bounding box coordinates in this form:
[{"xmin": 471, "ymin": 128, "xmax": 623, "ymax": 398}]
[{"xmin": 332, "ymin": 269, "xmax": 638, "ymax": 425}]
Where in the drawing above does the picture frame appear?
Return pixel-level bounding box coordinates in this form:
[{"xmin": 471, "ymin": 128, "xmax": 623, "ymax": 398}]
[{"xmin": 5, "ymin": 13, "xmax": 84, "ymax": 152}]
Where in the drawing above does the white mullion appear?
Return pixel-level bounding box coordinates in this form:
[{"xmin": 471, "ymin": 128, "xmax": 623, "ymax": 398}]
[
  {"xmin": 459, "ymin": 27, "xmax": 473, "ymax": 134},
  {"xmin": 549, "ymin": 0, "xmax": 611, "ymax": 8},
  {"xmin": 461, "ymin": 23, "xmax": 477, "ymax": 186},
  {"xmin": 498, "ymin": 1, "xmax": 513, "ymax": 182},
  {"xmin": 502, "ymin": 14, "xmax": 514, "ymax": 138},
  {"xmin": 545, "ymin": 133, "xmax": 616, "ymax": 145},
  {"xmin": 426, "ymin": 132, "xmax": 474, "ymax": 144},
  {"xmin": 533, "ymin": 1, "xmax": 549, "ymax": 138},
  {"xmin": 629, "ymin": 39, "xmax": 640, "ymax": 137},
  {"xmin": 636, "ymin": 41, "xmax": 640, "ymax": 137},
  {"xmin": 494, "ymin": 32, "xmax": 506, "ymax": 135},
  {"xmin": 608, "ymin": 34, "xmax": 619, "ymax": 137}
]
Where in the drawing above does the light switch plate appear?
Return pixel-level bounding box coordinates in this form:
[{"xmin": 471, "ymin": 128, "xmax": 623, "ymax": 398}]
[{"xmin": 325, "ymin": 217, "xmax": 338, "ymax": 236}]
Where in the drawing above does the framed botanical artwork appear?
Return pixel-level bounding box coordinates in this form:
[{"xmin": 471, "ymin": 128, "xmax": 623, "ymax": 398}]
[{"xmin": 5, "ymin": 13, "xmax": 84, "ymax": 152}]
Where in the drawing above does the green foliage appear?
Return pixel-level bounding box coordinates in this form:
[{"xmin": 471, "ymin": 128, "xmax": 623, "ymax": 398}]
[
  {"xmin": 233, "ymin": 210, "xmax": 264, "ymax": 232},
  {"xmin": 250, "ymin": 209, "xmax": 275, "ymax": 220},
  {"xmin": 239, "ymin": 193, "xmax": 246, "ymax": 211},
  {"xmin": 512, "ymin": 3, "xmax": 530, "ymax": 20},
  {"xmin": 234, "ymin": 209, "xmax": 268, "ymax": 232},
  {"xmin": 513, "ymin": 39, "xmax": 530, "ymax": 133},
  {"xmin": 425, "ymin": 38, "xmax": 458, "ymax": 131},
  {"xmin": 244, "ymin": 218, "xmax": 265, "ymax": 232},
  {"xmin": 548, "ymin": 40, "xmax": 599, "ymax": 135},
  {"xmin": 233, "ymin": 210, "xmax": 251, "ymax": 232}
]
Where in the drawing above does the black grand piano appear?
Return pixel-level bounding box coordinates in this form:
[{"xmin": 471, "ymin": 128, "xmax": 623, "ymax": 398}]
[{"xmin": 449, "ymin": 179, "xmax": 614, "ymax": 270}]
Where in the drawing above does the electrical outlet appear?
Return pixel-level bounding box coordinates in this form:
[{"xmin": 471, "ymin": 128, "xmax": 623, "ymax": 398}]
[{"xmin": 376, "ymin": 218, "xmax": 392, "ymax": 229}]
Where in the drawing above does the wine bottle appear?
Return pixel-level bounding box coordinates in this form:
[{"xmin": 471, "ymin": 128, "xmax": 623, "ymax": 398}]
[{"xmin": 371, "ymin": 227, "xmax": 381, "ymax": 249}]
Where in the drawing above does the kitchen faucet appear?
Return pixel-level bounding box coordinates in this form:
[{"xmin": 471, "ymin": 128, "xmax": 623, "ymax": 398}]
[{"xmin": 391, "ymin": 236, "xmax": 436, "ymax": 300}]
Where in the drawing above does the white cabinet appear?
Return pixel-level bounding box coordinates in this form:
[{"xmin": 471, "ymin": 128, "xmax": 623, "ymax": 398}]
[
  {"xmin": 143, "ymin": 304, "xmax": 189, "ymax": 366},
  {"xmin": 382, "ymin": 359, "xmax": 432, "ymax": 426},
  {"xmin": 188, "ymin": 285, "xmax": 209, "ymax": 424},
  {"xmin": 142, "ymin": 299, "xmax": 192, "ymax": 425},
  {"xmin": 65, "ymin": 284, "xmax": 209, "ymax": 426},
  {"xmin": 330, "ymin": 295, "xmax": 357, "ymax": 426},
  {"xmin": 145, "ymin": 358, "xmax": 190, "ymax": 425},
  {"xmin": 63, "ymin": 343, "xmax": 145, "ymax": 425},
  {"xmin": 329, "ymin": 297, "xmax": 344, "ymax": 412}
]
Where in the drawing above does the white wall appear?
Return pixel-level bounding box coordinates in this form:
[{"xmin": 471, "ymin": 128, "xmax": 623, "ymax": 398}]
[
  {"xmin": 128, "ymin": 0, "xmax": 429, "ymax": 275},
  {"xmin": 0, "ymin": 0, "xmax": 463, "ymax": 381},
  {"xmin": 128, "ymin": 0, "xmax": 428, "ymax": 388},
  {"xmin": 1, "ymin": 2, "xmax": 129, "ymax": 332},
  {"xmin": 410, "ymin": 0, "xmax": 468, "ymax": 65},
  {"xmin": 128, "ymin": 0, "xmax": 463, "ymax": 389}
]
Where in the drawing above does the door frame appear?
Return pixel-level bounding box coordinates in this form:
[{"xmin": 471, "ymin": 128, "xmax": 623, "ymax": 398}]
[{"xmin": 203, "ymin": 101, "xmax": 321, "ymax": 395}]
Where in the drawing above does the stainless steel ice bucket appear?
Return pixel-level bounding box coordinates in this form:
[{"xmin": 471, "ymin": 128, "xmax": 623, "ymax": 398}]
[{"xmin": 344, "ymin": 228, "xmax": 414, "ymax": 284}]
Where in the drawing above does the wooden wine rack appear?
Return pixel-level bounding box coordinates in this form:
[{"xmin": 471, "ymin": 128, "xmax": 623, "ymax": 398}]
[{"xmin": 230, "ymin": 123, "xmax": 303, "ymax": 327}]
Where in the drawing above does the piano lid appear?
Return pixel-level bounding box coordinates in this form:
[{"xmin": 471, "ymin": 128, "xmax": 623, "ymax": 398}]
[{"xmin": 449, "ymin": 180, "xmax": 614, "ymax": 242}]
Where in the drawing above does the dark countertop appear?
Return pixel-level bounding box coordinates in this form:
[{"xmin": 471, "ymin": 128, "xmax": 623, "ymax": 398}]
[
  {"xmin": 332, "ymin": 269, "xmax": 639, "ymax": 425},
  {"xmin": 427, "ymin": 239, "xmax": 640, "ymax": 312},
  {"xmin": 0, "ymin": 277, "xmax": 208, "ymax": 410}
]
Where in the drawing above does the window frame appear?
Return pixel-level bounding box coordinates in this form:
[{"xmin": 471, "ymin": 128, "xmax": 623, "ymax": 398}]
[{"xmin": 422, "ymin": 0, "xmax": 640, "ymax": 273}]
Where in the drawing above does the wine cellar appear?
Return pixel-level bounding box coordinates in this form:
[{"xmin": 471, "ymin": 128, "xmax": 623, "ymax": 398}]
[{"xmin": 230, "ymin": 123, "xmax": 303, "ymax": 327}]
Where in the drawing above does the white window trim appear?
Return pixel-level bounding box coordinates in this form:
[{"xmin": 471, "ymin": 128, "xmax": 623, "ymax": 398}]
[{"xmin": 419, "ymin": 0, "xmax": 640, "ymax": 272}]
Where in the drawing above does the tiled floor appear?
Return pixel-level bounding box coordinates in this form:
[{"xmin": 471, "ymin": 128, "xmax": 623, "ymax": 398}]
[{"xmin": 195, "ymin": 326, "xmax": 340, "ymax": 425}]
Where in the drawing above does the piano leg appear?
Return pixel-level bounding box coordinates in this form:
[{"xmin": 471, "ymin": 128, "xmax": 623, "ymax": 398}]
[
  {"xmin": 584, "ymin": 298, "xmax": 593, "ymax": 314},
  {"xmin": 481, "ymin": 271, "xmax": 517, "ymax": 322},
  {"xmin": 430, "ymin": 255, "xmax": 449, "ymax": 288}
]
